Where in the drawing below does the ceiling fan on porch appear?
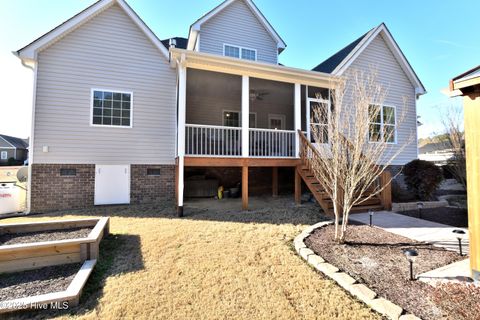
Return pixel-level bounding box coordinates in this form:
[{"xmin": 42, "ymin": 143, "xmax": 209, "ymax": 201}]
[{"xmin": 249, "ymin": 89, "xmax": 269, "ymax": 101}]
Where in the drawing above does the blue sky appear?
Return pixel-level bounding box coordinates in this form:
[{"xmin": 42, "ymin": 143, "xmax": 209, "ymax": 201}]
[{"xmin": 1, "ymin": 0, "xmax": 478, "ymax": 138}]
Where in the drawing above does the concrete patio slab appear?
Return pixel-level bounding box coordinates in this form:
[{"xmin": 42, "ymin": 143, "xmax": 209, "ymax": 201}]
[{"xmin": 350, "ymin": 211, "xmax": 469, "ymax": 254}]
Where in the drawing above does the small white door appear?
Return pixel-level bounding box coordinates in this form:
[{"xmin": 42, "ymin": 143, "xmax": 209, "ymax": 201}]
[{"xmin": 94, "ymin": 165, "xmax": 130, "ymax": 205}]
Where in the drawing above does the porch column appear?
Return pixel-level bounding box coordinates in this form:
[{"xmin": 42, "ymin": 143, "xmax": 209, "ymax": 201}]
[
  {"xmin": 242, "ymin": 75, "xmax": 250, "ymax": 157},
  {"xmin": 177, "ymin": 61, "xmax": 187, "ymax": 217},
  {"xmin": 294, "ymin": 83, "xmax": 301, "ymax": 157},
  {"xmin": 272, "ymin": 167, "xmax": 278, "ymax": 197},
  {"xmin": 242, "ymin": 165, "xmax": 248, "ymax": 210}
]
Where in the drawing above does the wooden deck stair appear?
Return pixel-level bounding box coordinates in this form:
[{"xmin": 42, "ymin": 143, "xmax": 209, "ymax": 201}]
[
  {"xmin": 297, "ymin": 164, "xmax": 384, "ymax": 216},
  {"xmin": 296, "ymin": 131, "xmax": 391, "ymax": 217}
]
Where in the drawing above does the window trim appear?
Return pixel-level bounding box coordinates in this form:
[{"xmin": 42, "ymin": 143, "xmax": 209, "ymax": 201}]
[
  {"xmin": 90, "ymin": 88, "xmax": 133, "ymax": 128},
  {"xmin": 307, "ymin": 97, "xmax": 331, "ymax": 144},
  {"xmin": 368, "ymin": 103, "xmax": 397, "ymax": 144},
  {"xmin": 268, "ymin": 114, "xmax": 286, "ymax": 130},
  {"xmin": 222, "ymin": 110, "xmax": 257, "ymax": 127},
  {"xmin": 0, "ymin": 151, "xmax": 8, "ymax": 160},
  {"xmin": 223, "ymin": 43, "xmax": 257, "ymax": 61}
]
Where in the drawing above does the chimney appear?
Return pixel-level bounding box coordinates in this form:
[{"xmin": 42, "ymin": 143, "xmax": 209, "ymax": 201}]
[{"xmin": 169, "ymin": 38, "xmax": 177, "ymax": 48}]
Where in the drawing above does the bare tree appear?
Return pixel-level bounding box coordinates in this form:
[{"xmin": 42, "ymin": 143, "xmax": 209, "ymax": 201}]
[
  {"xmin": 304, "ymin": 69, "xmax": 413, "ymax": 243},
  {"xmin": 438, "ymin": 106, "xmax": 466, "ymax": 189}
]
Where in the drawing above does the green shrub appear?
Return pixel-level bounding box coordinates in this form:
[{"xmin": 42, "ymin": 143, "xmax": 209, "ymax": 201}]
[{"xmin": 403, "ymin": 159, "xmax": 443, "ymax": 200}]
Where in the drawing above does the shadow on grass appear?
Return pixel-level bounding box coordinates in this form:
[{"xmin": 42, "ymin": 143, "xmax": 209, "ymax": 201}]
[
  {"xmin": 9, "ymin": 233, "xmax": 143, "ymax": 320},
  {"xmin": 20, "ymin": 197, "xmax": 329, "ymax": 227}
]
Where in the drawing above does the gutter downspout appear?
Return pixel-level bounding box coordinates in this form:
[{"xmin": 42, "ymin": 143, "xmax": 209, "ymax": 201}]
[{"xmin": 12, "ymin": 51, "xmax": 36, "ymax": 214}]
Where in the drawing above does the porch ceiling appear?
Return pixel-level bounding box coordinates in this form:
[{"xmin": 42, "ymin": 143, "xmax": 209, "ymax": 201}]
[{"xmin": 171, "ymin": 48, "xmax": 339, "ymax": 88}]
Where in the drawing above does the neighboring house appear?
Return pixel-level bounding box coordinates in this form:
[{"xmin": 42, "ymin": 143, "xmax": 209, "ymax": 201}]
[
  {"xmin": 15, "ymin": 0, "xmax": 425, "ymax": 214},
  {"xmin": 450, "ymin": 65, "xmax": 480, "ymax": 281},
  {"xmin": 418, "ymin": 141, "xmax": 455, "ymax": 165},
  {"xmin": 0, "ymin": 134, "xmax": 29, "ymax": 165}
]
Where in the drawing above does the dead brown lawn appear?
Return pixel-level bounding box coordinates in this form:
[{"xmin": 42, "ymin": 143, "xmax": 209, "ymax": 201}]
[{"xmin": 4, "ymin": 197, "xmax": 379, "ymax": 320}]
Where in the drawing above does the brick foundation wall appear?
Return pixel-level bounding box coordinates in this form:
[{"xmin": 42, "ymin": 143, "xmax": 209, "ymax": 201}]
[
  {"xmin": 130, "ymin": 165, "xmax": 175, "ymax": 204},
  {"xmin": 31, "ymin": 164, "xmax": 95, "ymax": 212},
  {"xmin": 30, "ymin": 164, "xmax": 176, "ymax": 212}
]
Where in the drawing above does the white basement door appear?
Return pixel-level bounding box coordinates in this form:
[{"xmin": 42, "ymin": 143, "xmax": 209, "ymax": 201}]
[{"xmin": 94, "ymin": 165, "xmax": 130, "ymax": 205}]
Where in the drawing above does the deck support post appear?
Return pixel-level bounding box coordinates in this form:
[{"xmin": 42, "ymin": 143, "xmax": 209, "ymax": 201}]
[
  {"xmin": 177, "ymin": 58, "xmax": 187, "ymax": 217},
  {"xmin": 294, "ymin": 167, "xmax": 301, "ymax": 204},
  {"xmin": 242, "ymin": 165, "xmax": 248, "ymax": 210},
  {"xmin": 272, "ymin": 167, "xmax": 278, "ymax": 197},
  {"xmin": 242, "ymin": 75, "xmax": 250, "ymax": 157},
  {"xmin": 294, "ymin": 83, "xmax": 301, "ymax": 157}
]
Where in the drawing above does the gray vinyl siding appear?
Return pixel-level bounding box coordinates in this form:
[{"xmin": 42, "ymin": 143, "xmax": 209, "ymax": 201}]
[
  {"xmin": 343, "ymin": 34, "xmax": 418, "ymax": 166},
  {"xmin": 199, "ymin": 0, "xmax": 278, "ymax": 64},
  {"xmin": 0, "ymin": 149, "xmax": 15, "ymax": 163},
  {"xmin": 0, "ymin": 138, "xmax": 12, "ymax": 148},
  {"xmin": 33, "ymin": 4, "xmax": 177, "ymax": 165}
]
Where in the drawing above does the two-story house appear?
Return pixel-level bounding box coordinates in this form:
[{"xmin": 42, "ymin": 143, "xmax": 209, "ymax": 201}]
[{"xmin": 15, "ymin": 0, "xmax": 425, "ymax": 215}]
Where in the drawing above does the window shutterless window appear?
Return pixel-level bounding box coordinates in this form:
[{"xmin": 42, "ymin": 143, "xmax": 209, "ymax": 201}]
[
  {"xmin": 368, "ymin": 104, "xmax": 396, "ymax": 143},
  {"xmin": 223, "ymin": 44, "xmax": 256, "ymax": 61},
  {"xmin": 241, "ymin": 48, "xmax": 256, "ymax": 61},
  {"xmin": 309, "ymin": 100, "xmax": 330, "ymax": 144},
  {"xmin": 222, "ymin": 111, "xmax": 257, "ymax": 127},
  {"xmin": 0, "ymin": 151, "xmax": 7, "ymax": 160},
  {"xmin": 224, "ymin": 45, "xmax": 240, "ymax": 58},
  {"xmin": 92, "ymin": 90, "xmax": 132, "ymax": 127}
]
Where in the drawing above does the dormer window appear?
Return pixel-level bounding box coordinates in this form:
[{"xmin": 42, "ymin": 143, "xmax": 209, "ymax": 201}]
[{"xmin": 223, "ymin": 44, "xmax": 257, "ymax": 61}]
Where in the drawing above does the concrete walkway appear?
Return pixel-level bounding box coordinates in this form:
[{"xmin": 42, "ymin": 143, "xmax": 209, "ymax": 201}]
[{"xmin": 350, "ymin": 211, "xmax": 469, "ymax": 254}]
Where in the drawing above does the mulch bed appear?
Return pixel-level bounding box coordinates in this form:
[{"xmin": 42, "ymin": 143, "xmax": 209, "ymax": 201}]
[
  {"xmin": 0, "ymin": 228, "xmax": 92, "ymax": 246},
  {"xmin": 0, "ymin": 263, "xmax": 81, "ymax": 301},
  {"xmin": 305, "ymin": 222, "xmax": 463, "ymax": 320},
  {"xmin": 398, "ymin": 207, "xmax": 468, "ymax": 228}
]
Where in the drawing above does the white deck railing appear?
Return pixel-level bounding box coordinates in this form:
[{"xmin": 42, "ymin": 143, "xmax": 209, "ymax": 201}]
[
  {"xmin": 185, "ymin": 124, "xmax": 297, "ymax": 158},
  {"xmin": 249, "ymin": 128, "xmax": 296, "ymax": 157},
  {"xmin": 186, "ymin": 124, "xmax": 242, "ymax": 156}
]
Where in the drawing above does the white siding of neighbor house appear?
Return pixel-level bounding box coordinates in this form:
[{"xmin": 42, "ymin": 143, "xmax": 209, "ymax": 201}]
[
  {"xmin": 198, "ymin": 0, "xmax": 278, "ymax": 64},
  {"xmin": 343, "ymin": 34, "xmax": 418, "ymax": 166},
  {"xmin": 33, "ymin": 4, "xmax": 177, "ymax": 165}
]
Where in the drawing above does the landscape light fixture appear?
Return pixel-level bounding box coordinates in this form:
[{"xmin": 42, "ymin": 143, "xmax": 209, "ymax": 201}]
[
  {"xmin": 452, "ymin": 229, "xmax": 466, "ymax": 256},
  {"xmin": 403, "ymin": 249, "xmax": 418, "ymax": 281},
  {"xmin": 369, "ymin": 209, "xmax": 374, "ymax": 227},
  {"xmin": 417, "ymin": 202, "xmax": 424, "ymax": 219}
]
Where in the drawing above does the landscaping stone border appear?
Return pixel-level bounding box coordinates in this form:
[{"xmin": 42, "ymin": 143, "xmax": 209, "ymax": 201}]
[{"xmin": 294, "ymin": 221, "xmax": 421, "ymax": 320}]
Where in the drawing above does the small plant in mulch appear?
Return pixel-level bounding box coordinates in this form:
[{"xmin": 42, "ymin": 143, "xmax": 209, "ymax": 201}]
[
  {"xmin": 432, "ymin": 282, "xmax": 480, "ymax": 320},
  {"xmin": 403, "ymin": 159, "xmax": 443, "ymax": 200}
]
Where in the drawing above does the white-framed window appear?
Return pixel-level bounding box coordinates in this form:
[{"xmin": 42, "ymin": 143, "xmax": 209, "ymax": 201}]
[
  {"xmin": 268, "ymin": 114, "xmax": 286, "ymax": 130},
  {"xmin": 1, "ymin": 151, "xmax": 7, "ymax": 160},
  {"xmin": 223, "ymin": 44, "xmax": 257, "ymax": 61},
  {"xmin": 222, "ymin": 110, "xmax": 257, "ymax": 127},
  {"xmin": 309, "ymin": 99, "xmax": 330, "ymax": 144},
  {"xmin": 368, "ymin": 104, "xmax": 396, "ymax": 143},
  {"xmin": 91, "ymin": 89, "xmax": 132, "ymax": 127}
]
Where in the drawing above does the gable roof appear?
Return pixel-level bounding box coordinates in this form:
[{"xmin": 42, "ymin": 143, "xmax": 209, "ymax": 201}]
[
  {"xmin": 15, "ymin": 0, "xmax": 169, "ymax": 63},
  {"xmin": 312, "ymin": 30, "xmax": 371, "ymax": 74},
  {"xmin": 161, "ymin": 37, "xmax": 188, "ymax": 50},
  {"xmin": 187, "ymin": 0, "xmax": 286, "ymax": 53},
  {"xmin": 0, "ymin": 134, "xmax": 29, "ymax": 149},
  {"xmin": 312, "ymin": 23, "xmax": 426, "ymax": 96}
]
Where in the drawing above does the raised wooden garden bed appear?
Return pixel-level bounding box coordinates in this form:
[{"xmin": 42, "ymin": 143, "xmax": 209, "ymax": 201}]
[
  {"xmin": 0, "ymin": 259, "xmax": 96, "ymax": 313},
  {"xmin": 0, "ymin": 217, "xmax": 109, "ymax": 313},
  {"xmin": 0, "ymin": 217, "xmax": 109, "ymax": 273}
]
